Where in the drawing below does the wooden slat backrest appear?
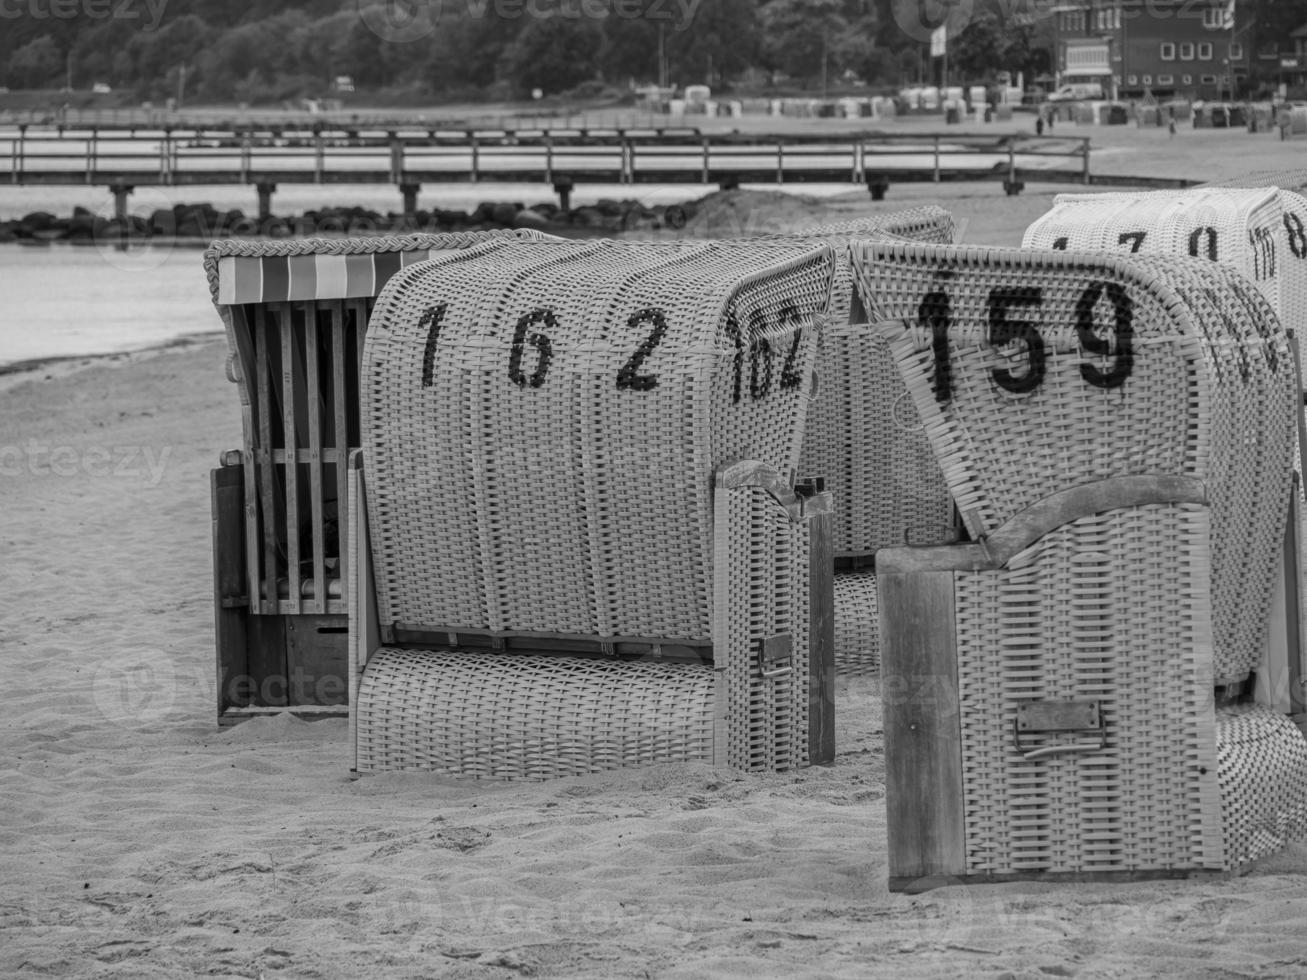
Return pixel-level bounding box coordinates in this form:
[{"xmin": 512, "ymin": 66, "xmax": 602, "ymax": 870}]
[{"xmin": 205, "ymin": 232, "xmax": 548, "ymax": 615}]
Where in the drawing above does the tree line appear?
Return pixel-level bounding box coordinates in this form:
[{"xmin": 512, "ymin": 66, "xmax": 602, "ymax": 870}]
[{"xmin": 9, "ymin": 0, "xmax": 1290, "ymax": 105}]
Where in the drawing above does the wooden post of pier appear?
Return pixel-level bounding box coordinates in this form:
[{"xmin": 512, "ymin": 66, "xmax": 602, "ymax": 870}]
[
  {"xmin": 15, "ymin": 124, "xmax": 25, "ymax": 183},
  {"xmin": 388, "ymin": 131, "xmax": 402, "ymax": 184},
  {"xmin": 776, "ymin": 139, "xmax": 784, "ymax": 184},
  {"xmin": 553, "ymin": 175, "xmax": 574, "ymax": 213},
  {"xmin": 110, "ymin": 183, "xmax": 133, "ymax": 246},
  {"xmin": 256, "ymin": 181, "xmax": 277, "ymax": 222},
  {"xmin": 87, "ymin": 127, "xmax": 97, "ymax": 185},
  {"xmin": 160, "ymin": 127, "xmax": 173, "ymax": 185},
  {"xmin": 314, "ymin": 126, "xmax": 325, "ymax": 184},
  {"xmin": 933, "ymin": 135, "xmax": 941, "ymax": 182},
  {"xmin": 1004, "ymin": 138, "xmax": 1023, "ymax": 196},
  {"xmin": 1082, "ymin": 137, "xmax": 1091, "ymax": 184},
  {"xmin": 469, "ymin": 131, "xmax": 480, "ymax": 183},
  {"xmin": 701, "ymin": 136, "xmax": 710, "ymax": 184},
  {"xmin": 400, "ymin": 182, "xmax": 420, "ymax": 219}
]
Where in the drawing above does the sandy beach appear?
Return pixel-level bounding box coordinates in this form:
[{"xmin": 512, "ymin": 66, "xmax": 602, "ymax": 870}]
[{"xmin": 5, "ymin": 131, "xmax": 1307, "ymax": 978}]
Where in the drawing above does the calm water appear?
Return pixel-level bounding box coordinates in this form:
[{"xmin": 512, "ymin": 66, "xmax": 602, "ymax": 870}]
[
  {"xmin": 0, "ymin": 180, "xmax": 866, "ymax": 369},
  {"xmin": 0, "ymin": 241, "xmax": 218, "ymax": 370}
]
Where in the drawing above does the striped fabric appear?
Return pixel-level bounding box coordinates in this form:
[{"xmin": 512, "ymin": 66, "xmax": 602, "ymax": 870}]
[{"xmin": 214, "ymin": 248, "xmax": 442, "ymax": 305}]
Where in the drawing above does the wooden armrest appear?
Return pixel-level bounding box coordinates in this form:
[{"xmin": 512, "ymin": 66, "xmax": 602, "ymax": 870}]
[{"xmin": 877, "ymin": 475, "xmax": 1208, "ymax": 574}]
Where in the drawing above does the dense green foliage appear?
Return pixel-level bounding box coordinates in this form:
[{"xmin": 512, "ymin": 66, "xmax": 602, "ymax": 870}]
[{"xmin": 0, "ymin": 0, "xmax": 1105, "ymax": 102}]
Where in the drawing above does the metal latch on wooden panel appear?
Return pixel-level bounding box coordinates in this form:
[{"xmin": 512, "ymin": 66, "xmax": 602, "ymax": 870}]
[
  {"xmin": 757, "ymin": 633, "xmax": 793, "ymax": 678},
  {"xmin": 1013, "ymin": 700, "xmax": 1106, "ymax": 760}
]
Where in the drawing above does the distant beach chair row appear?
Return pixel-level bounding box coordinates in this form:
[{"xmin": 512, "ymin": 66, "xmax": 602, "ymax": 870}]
[{"xmin": 204, "ymin": 182, "xmax": 1307, "ymax": 888}]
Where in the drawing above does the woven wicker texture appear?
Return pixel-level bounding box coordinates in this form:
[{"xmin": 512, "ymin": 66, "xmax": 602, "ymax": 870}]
[
  {"xmin": 860, "ymin": 241, "xmax": 1305, "ymax": 874},
  {"xmin": 832, "ymin": 569, "xmax": 879, "ymax": 676},
  {"xmin": 1024, "ymin": 191, "xmax": 1305, "ymax": 681},
  {"xmin": 1189, "ymin": 184, "xmax": 1307, "ymax": 380},
  {"xmin": 353, "ymin": 472, "xmax": 825, "ymax": 778},
  {"xmin": 1023, "ymin": 188, "xmax": 1284, "ymax": 323},
  {"xmin": 790, "ymin": 208, "xmax": 957, "ymax": 559},
  {"xmin": 953, "ymin": 504, "xmax": 1224, "ymax": 874},
  {"xmin": 1203, "ymin": 170, "xmax": 1307, "ymax": 194},
  {"xmin": 855, "ymin": 243, "xmax": 1296, "ymax": 684},
  {"xmin": 352, "ymin": 239, "xmax": 833, "ymax": 778},
  {"xmin": 781, "ymin": 207, "xmax": 956, "ymax": 676},
  {"xmin": 355, "ymin": 648, "xmax": 716, "ymax": 776},
  {"xmin": 1216, "ymin": 704, "xmax": 1307, "ymax": 869},
  {"xmin": 1028, "ymin": 187, "xmax": 1307, "ymax": 380},
  {"xmin": 362, "ymin": 238, "xmax": 833, "ymax": 641},
  {"xmin": 716, "ymin": 483, "xmax": 813, "ymax": 772}
]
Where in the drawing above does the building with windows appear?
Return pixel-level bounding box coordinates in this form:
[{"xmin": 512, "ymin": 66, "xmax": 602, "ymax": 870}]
[
  {"xmin": 1269, "ymin": 23, "xmax": 1307, "ymax": 90},
  {"xmin": 1052, "ymin": 0, "xmax": 1247, "ymax": 101}
]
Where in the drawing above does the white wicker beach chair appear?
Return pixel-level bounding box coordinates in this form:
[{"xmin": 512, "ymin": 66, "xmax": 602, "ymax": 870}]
[
  {"xmin": 1025, "ymin": 188, "xmax": 1307, "ymax": 715},
  {"xmin": 205, "ymin": 231, "xmax": 548, "ymax": 724},
  {"xmin": 1024, "ymin": 187, "xmax": 1288, "ymax": 340},
  {"xmin": 852, "ymin": 241, "xmax": 1307, "ymax": 889},
  {"xmin": 348, "ymin": 237, "xmax": 839, "ymax": 778}
]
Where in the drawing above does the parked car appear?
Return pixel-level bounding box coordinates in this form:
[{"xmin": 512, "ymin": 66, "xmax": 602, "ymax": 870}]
[{"xmin": 1048, "ymin": 82, "xmax": 1104, "ymax": 103}]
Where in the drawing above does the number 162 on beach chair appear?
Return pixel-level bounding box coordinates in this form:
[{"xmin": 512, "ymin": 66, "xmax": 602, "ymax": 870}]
[{"xmin": 347, "ymin": 237, "xmax": 839, "ymax": 778}]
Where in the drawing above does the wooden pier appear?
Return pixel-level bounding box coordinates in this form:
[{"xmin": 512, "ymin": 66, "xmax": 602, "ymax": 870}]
[{"xmin": 1, "ymin": 125, "xmax": 1107, "ymax": 213}]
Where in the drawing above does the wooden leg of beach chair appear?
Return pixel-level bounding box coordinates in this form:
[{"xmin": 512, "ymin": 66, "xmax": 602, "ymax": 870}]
[
  {"xmin": 713, "ymin": 462, "xmax": 835, "ymax": 772},
  {"xmin": 212, "ymin": 459, "xmax": 248, "ymax": 725},
  {"xmin": 347, "ymin": 450, "xmax": 381, "ymax": 775},
  {"xmin": 878, "ymin": 568, "xmax": 964, "ymax": 891},
  {"xmin": 806, "ymin": 491, "xmax": 836, "ymax": 766},
  {"xmin": 1259, "ymin": 483, "xmax": 1306, "ymax": 716}
]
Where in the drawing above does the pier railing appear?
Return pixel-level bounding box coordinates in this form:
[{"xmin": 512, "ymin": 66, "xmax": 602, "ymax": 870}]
[{"xmin": 1, "ymin": 126, "xmax": 1100, "ymax": 199}]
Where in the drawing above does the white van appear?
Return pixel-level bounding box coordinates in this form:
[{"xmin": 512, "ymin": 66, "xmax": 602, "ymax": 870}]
[{"xmin": 1048, "ymin": 82, "xmax": 1103, "ymax": 103}]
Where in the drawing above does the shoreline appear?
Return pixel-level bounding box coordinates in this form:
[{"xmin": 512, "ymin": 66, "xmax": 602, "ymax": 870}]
[
  {"xmin": 0, "ymin": 182, "xmax": 1064, "ymax": 379},
  {"xmin": 0, "ymin": 331, "xmax": 226, "ymax": 392}
]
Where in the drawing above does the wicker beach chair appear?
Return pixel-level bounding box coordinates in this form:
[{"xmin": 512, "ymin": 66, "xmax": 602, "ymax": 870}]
[
  {"xmin": 1203, "ymin": 170, "xmax": 1307, "ymax": 194},
  {"xmin": 205, "ymin": 231, "xmax": 549, "ymax": 724},
  {"xmin": 851, "ymin": 241, "xmax": 1307, "ymax": 889},
  {"xmin": 1025, "ymin": 187, "xmax": 1307, "ymax": 715},
  {"xmin": 780, "ymin": 207, "xmax": 958, "ymax": 677},
  {"xmin": 348, "ymin": 237, "xmax": 838, "ymax": 778},
  {"xmin": 1024, "ymin": 187, "xmax": 1287, "ymax": 333},
  {"xmin": 1196, "ymin": 176, "xmax": 1307, "ymax": 379}
]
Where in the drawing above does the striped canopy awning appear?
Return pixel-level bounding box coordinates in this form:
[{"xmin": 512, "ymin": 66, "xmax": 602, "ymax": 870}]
[{"xmin": 214, "ymin": 247, "xmax": 452, "ymax": 306}]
